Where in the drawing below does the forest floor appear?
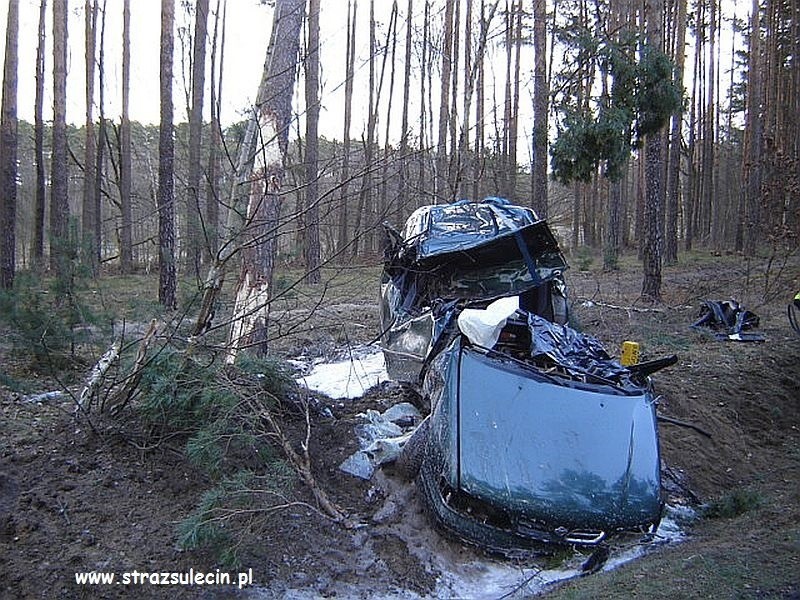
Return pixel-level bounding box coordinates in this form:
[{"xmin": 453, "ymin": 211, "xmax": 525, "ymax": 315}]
[{"xmin": 1, "ymin": 250, "xmax": 799, "ymax": 599}]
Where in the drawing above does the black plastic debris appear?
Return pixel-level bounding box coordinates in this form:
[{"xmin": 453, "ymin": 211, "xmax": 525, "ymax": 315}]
[
  {"xmin": 789, "ymin": 293, "xmax": 800, "ymax": 337},
  {"xmin": 690, "ymin": 300, "xmax": 764, "ymax": 342}
]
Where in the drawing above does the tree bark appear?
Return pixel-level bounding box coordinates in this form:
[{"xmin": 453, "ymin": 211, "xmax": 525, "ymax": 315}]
[
  {"xmin": 641, "ymin": 0, "xmax": 665, "ymax": 301},
  {"xmin": 398, "ymin": 0, "xmax": 412, "ymax": 218},
  {"xmin": 120, "ymin": 0, "xmax": 133, "ymax": 272},
  {"xmin": 226, "ymin": 0, "xmax": 304, "ymax": 362},
  {"xmin": 337, "ymin": 0, "xmax": 356, "ymax": 259},
  {"xmin": 507, "ymin": 1, "xmax": 522, "ymax": 199},
  {"xmin": 353, "ymin": 0, "xmax": 376, "ymax": 256},
  {"xmin": 742, "ymin": 0, "xmax": 762, "ymax": 256},
  {"xmin": 50, "ymin": 0, "xmax": 70, "ymax": 276},
  {"xmin": 473, "ymin": 0, "xmax": 485, "ymax": 201},
  {"xmin": 531, "ymin": 0, "xmax": 548, "ymax": 217},
  {"xmin": 187, "ymin": 0, "xmax": 209, "ymax": 280},
  {"xmin": 0, "ymin": 0, "xmax": 18, "ymax": 290},
  {"xmin": 33, "ymin": 0, "xmax": 46, "ymax": 267},
  {"xmin": 94, "ymin": 0, "xmax": 107, "ymax": 273},
  {"xmin": 303, "ymin": 0, "xmax": 321, "ymax": 283},
  {"xmin": 665, "ymin": 0, "xmax": 686, "ymax": 264},
  {"xmin": 436, "ymin": 0, "xmax": 455, "ymax": 202},
  {"xmin": 82, "ymin": 0, "xmax": 98, "ymax": 270},
  {"xmin": 158, "ymin": 0, "xmax": 177, "ymax": 309},
  {"xmin": 206, "ymin": 0, "xmax": 225, "ymax": 261}
]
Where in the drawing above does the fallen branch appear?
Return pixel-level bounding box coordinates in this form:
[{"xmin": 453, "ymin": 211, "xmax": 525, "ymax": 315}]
[
  {"xmin": 78, "ymin": 339, "xmax": 121, "ymax": 412},
  {"xmin": 580, "ymin": 300, "xmax": 667, "ymax": 313},
  {"xmin": 243, "ymin": 392, "xmax": 354, "ymax": 528},
  {"xmin": 106, "ymin": 320, "xmax": 161, "ymax": 415}
]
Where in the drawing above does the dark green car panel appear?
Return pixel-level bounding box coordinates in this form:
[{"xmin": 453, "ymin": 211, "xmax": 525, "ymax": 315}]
[{"xmin": 456, "ymin": 347, "xmax": 661, "ymax": 532}]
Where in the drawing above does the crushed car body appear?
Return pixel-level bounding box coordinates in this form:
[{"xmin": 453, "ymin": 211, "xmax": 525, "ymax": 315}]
[{"xmin": 380, "ymin": 197, "xmax": 669, "ymax": 552}]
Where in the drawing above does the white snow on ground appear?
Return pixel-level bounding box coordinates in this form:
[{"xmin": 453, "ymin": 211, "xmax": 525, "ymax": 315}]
[{"xmin": 295, "ymin": 345, "xmax": 388, "ymax": 399}]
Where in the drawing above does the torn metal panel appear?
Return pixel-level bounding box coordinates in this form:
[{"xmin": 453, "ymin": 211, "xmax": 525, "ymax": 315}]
[{"xmin": 381, "ymin": 197, "xmax": 569, "ymax": 383}]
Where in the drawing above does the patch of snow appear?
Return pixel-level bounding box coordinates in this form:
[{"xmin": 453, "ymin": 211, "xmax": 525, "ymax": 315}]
[{"xmin": 296, "ymin": 345, "xmax": 388, "ymax": 399}]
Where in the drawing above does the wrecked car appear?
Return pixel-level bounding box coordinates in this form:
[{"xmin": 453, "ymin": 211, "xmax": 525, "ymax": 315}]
[{"xmin": 380, "ymin": 197, "xmax": 672, "ymax": 552}]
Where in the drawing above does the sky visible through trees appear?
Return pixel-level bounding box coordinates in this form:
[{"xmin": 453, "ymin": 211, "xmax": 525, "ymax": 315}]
[
  {"xmin": 0, "ymin": 0, "xmax": 797, "ymax": 304},
  {"xmin": 0, "ymin": 0, "xmax": 749, "ymax": 157}
]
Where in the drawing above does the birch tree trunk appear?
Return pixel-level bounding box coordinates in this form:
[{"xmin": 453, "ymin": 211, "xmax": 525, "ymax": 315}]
[{"xmin": 226, "ymin": 0, "xmax": 304, "ymax": 363}]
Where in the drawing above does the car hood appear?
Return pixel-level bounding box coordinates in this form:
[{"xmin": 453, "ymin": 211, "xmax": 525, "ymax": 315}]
[{"xmin": 457, "ymin": 348, "xmax": 662, "ymax": 531}]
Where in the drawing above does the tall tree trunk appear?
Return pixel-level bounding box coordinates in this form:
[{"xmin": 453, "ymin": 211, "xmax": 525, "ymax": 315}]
[
  {"xmin": 436, "ymin": 0, "xmax": 455, "ymax": 202},
  {"xmin": 50, "ymin": 0, "xmax": 70, "ymax": 276},
  {"xmin": 601, "ymin": 0, "xmax": 622, "ymax": 269},
  {"xmin": 94, "ymin": 0, "xmax": 106, "ymax": 272},
  {"xmin": 706, "ymin": 0, "xmax": 719, "ymax": 249},
  {"xmin": 458, "ymin": 0, "xmax": 471, "ymax": 198},
  {"xmin": 227, "ymin": 0, "xmax": 304, "ymax": 362},
  {"xmin": 742, "ymin": 0, "xmax": 762, "ymax": 256},
  {"xmin": 448, "ymin": 0, "xmax": 459, "ymax": 167},
  {"xmin": 641, "ymin": 0, "xmax": 664, "ymax": 301},
  {"xmin": 82, "ymin": 0, "xmax": 98, "ymax": 270},
  {"xmin": 507, "ymin": 1, "xmax": 521, "ymax": 199},
  {"xmin": 0, "ymin": 0, "xmax": 18, "ymax": 289},
  {"xmin": 399, "ymin": 0, "xmax": 412, "ymax": 218},
  {"xmin": 206, "ymin": 0, "xmax": 225, "ymax": 260},
  {"xmin": 379, "ymin": 3, "xmax": 398, "ymax": 227},
  {"xmin": 33, "ymin": 0, "xmax": 46, "ymax": 267},
  {"xmin": 418, "ymin": 0, "xmax": 429, "ymax": 205},
  {"xmin": 473, "ymin": 0, "xmax": 485, "ymax": 201},
  {"xmin": 303, "ymin": 0, "xmax": 321, "ymax": 283},
  {"xmin": 684, "ymin": 15, "xmax": 700, "ymax": 252},
  {"xmin": 665, "ymin": 0, "xmax": 686, "ymax": 264},
  {"xmin": 531, "ymin": 0, "xmax": 548, "ymax": 217},
  {"xmin": 158, "ymin": 0, "xmax": 177, "ymax": 308},
  {"xmin": 120, "ymin": 0, "xmax": 133, "ymax": 272},
  {"xmin": 353, "ymin": 0, "xmax": 376, "ymax": 256},
  {"xmin": 501, "ymin": 1, "xmax": 512, "ymax": 197},
  {"xmin": 187, "ymin": 0, "xmax": 209, "ymax": 280},
  {"xmin": 337, "ymin": 0, "xmax": 356, "ymax": 259}
]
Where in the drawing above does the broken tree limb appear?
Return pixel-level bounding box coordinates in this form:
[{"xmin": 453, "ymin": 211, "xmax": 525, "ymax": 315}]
[
  {"xmin": 106, "ymin": 319, "xmax": 160, "ymax": 415},
  {"xmin": 78, "ymin": 338, "xmax": 122, "ymax": 412},
  {"xmin": 580, "ymin": 300, "xmax": 667, "ymax": 313},
  {"xmin": 225, "ymin": 0, "xmax": 304, "ymax": 365},
  {"xmin": 243, "ymin": 390, "xmax": 354, "ymax": 528}
]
